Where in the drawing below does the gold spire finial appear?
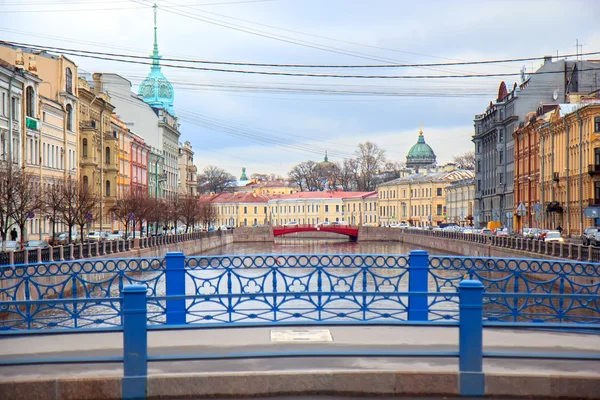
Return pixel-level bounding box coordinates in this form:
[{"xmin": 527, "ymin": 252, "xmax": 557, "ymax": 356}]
[{"xmin": 419, "ymin": 122, "xmax": 423, "ymax": 135}]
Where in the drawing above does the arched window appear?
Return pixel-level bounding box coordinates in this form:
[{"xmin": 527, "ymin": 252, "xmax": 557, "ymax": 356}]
[
  {"xmin": 26, "ymin": 87, "xmax": 35, "ymax": 118},
  {"xmin": 65, "ymin": 68, "xmax": 73, "ymax": 94},
  {"xmin": 82, "ymin": 138, "xmax": 88, "ymax": 157},
  {"xmin": 83, "ymin": 176, "xmax": 89, "ymax": 190},
  {"xmin": 105, "ymin": 180, "xmax": 111, "ymax": 196},
  {"xmin": 105, "ymin": 147, "xmax": 110, "ymax": 164},
  {"xmin": 66, "ymin": 104, "xmax": 73, "ymax": 131}
]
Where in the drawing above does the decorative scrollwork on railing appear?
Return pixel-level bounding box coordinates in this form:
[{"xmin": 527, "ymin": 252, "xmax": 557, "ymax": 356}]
[{"xmin": 428, "ymin": 256, "xmax": 600, "ymax": 323}]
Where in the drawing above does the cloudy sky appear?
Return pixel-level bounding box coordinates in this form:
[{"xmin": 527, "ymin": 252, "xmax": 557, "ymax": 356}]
[{"xmin": 3, "ymin": 0, "xmax": 599, "ymax": 177}]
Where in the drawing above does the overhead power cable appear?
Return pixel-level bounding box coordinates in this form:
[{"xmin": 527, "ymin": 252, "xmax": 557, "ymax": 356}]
[
  {"xmin": 6, "ymin": 41, "xmax": 600, "ymax": 79},
  {"xmin": 5, "ymin": 40, "xmax": 599, "ymax": 69}
]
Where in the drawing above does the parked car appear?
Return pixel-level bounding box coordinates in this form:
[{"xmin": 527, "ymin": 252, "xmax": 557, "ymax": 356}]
[
  {"xmin": 284, "ymin": 221, "xmax": 299, "ymax": 227},
  {"xmin": 219, "ymin": 225, "xmax": 234, "ymax": 230},
  {"xmin": 582, "ymin": 227, "xmax": 599, "ymax": 246},
  {"xmin": 522, "ymin": 228, "xmax": 542, "ymax": 239},
  {"xmin": 480, "ymin": 228, "xmax": 493, "ymax": 236},
  {"xmin": 0, "ymin": 241, "xmax": 22, "ymax": 251},
  {"xmin": 105, "ymin": 234, "xmax": 122, "ymax": 241},
  {"xmin": 495, "ymin": 228, "xmax": 509, "ymax": 237},
  {"xmin": 56, "ymin": 232, "xmax": 81, "ymax": 245},
  {"xmin": 86, "ymin": 232, "xmax": 103, "ymax": 243},
  {"xmin": 315, "ymin": 221, "xmax": 330, "ymax": 228},
  {"xmin": 544, "ymin": 230, "xmax": 564, "ymax": 243},
  {"xmin": 24, "ymin": 240, "xmax": 49, "ymax": 250}
]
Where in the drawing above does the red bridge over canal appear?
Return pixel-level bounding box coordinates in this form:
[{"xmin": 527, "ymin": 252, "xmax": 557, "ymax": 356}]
[{"xmin": 272, "ymin": 224, "xmax": 359, "ymax": 239}]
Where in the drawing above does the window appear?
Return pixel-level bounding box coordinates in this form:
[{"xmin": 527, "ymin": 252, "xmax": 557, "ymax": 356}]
[
  {"xmin": 65, "ymin": 68, "xmax": 73, "ymax": 94},
  {"xmin": 477, "ymin": 142, "xmax": 481, "ymax": 153},
  {"xmin": 105, "ymin": 180, "xmax": 111, "ymax": 196},
  {"xmin": 105, "ymin": 147, "xmax": 111, "ymax": 164},
  {"xmin": 254, "ymin": 206, "xmax": 257, "ymax": 214},
  {"xmin": 244, "ymin": 207, "xmax": 247, "ymax": 214},
  {"xmin": 437, "ymin": 204, "xmax": 442, "ymax": 216},
  {"xmin": 499, "ymin": 151, "xmax": 503, "ymax": 164},
  {"xmin": 82, "ymin": 138, "xmax": 88, "ymax": 157},
  {"xmin": 66, "ymin": 104, "xmax": 73, "ymax": 131},
  {"xmin": 83, "ymin": 176, "xmax": 89, "ymax": 189},
  {"xmin": 595, "ymin": 117, "xmax": 600, "ymax": 133},
  {"xmin": 336, "ymin": 205, "xmax": 340, "ymax": 212},
  {"xmin": 26, "ymin": 87, "xmax": 34, "ymax": 118},
  {"xmin": 499, "ymin": 173, "xmax": 503, "ymax": 184},
  {"xmin": 1, "ymin": 92, "xmax": 5, "ymax": 116},
  {"xmin": 325, "ymin": 205, "xmax": 329, "ymax": 212},
  {"xmin": 436, "ymin": 188, "xmax": 442, "ymax": 196},
  {"xmin": 499, "ymin": 129, "xmax": 504, "ymax": 143},
  {"xmin": 264, "ymin": 207, "xmax": 267, "ymax": 214},
  {"xmin": 11, "ymin": 97, "xmax": 17, "ymax": 119}
]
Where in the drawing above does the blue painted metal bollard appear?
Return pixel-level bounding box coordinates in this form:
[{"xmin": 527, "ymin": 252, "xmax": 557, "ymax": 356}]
[
  {"xmin": 122, "ymin": 285, "xmax": 148, "ymax": 400},
  {"xmin": 458, "ymin": 279, "xmax": 485, "ymax": 397},
  {"xmin": 165, "ymin": 252, "xmax": 186, "ymax": 325},
  {"xmin": 408, "ymin": 250, "xmax": 429, "ymax": 321}
]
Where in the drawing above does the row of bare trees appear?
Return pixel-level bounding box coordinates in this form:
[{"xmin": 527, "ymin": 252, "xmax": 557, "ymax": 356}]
[
  {"xmin": 1, "ymin": 166, "xmax": 220, "ymax": 247},
  {"xmin": 109, "ymin": 189, "xmax": 219, "ymax": 238},
  {"xmin": 0, "ymin": 167, "xmax": 98, "ymax": 247}
]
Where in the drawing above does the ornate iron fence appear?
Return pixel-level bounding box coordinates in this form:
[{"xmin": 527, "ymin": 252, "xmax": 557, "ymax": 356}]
[{"xmin": 1, "ymin": 251, "xmax": 598, "ymax": 331}]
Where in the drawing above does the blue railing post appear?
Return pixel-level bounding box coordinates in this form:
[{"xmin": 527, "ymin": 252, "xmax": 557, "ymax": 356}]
[
  {"xmin": 408, "ymin": 250, "xmax": 429, "ymax": 321},
  {"xmin": 165, "ymin": 252, "xmax": 186, "ymax": 325},
  {"xmin": 122, "ymin": 285, "xmax": 148, "ymax": 400},
  {"xmin": 458, "ymin": 279, "xmax": 484, "ymax": 397}
]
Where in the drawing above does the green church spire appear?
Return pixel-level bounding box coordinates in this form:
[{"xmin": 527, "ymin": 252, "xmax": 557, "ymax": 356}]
[
  {"xmin": 240, "ymin": 167, "xmax": 248, "ymax": 181},
  {"xmin": 324, "ymin": 151, "xmax": 329, "ymax": 163},
  {"xmin": 151, "ymin": 3, "xmax": 161, "ymax": 69}
]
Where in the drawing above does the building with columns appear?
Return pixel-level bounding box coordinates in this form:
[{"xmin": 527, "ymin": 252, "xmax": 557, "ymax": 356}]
[
  {"xmin": 178, "ymin": 141, "xmax": 197, "ymax": 196},
  {"xmin": 473, "ymin": 58, "xmax": 600, "ymax": 231}
]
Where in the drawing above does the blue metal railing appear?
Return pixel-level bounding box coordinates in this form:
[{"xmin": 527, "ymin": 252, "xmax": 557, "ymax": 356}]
[
  {"xmin": 1, "ymin": 282, "xmax": 599, "ymax": 399},
  {"xmin": 1, "ymin": 251, "xmax": 599, "ymax": 330}
]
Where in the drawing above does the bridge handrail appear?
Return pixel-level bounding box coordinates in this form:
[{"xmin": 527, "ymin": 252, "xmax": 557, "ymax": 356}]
[
  {"xmin": 1, "ymin": 281, "xmax": 599, "ymax": 398},
  {"xmin": 1, "ymin": 251, "xmax": 599, "ymax": 330}
]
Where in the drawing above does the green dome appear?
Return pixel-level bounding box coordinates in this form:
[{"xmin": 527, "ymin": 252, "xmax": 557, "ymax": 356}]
[{"xmin": 406, "ymin": 130, "xmax": 436, "ymax": 168}]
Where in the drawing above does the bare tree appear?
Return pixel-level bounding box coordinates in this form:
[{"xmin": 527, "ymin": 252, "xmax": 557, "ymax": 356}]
[
  {"xmin": 355, "ymin": 141, "xmax": 386, "ymax": 191},
  {"xmin": 453, "ymin": 151, "xmax": 475, "ymax": 170},
  {"xmin": 288, "ymin": 160, "xmax": 326, "ymax": 191},
  {"xmin": 180, "ymin": 195, "xmax": 200, "ymax": 232},
  {"xmin": 199, "ymin": 201, "xmax": 219, "ymax": 229},
  {"xmin": 59, "ymin": 177, "xmax": 79, "ymax": 244},
  {"xmin": 197, "ymin": 166, "xmax": 237, "ymax": 194},
  {"xmin": 11, "ymin": 170, "xmax": 42, "ymax": 246},
  {"xmin": 73, "ymin": 182, "xmax": 98, "ymax": 241},
  {"xmin": 337, "ymin": 159, "xmax": 359, "ymax": 191},
  {"xmin": 110, "ymin": 190, "xmax": 137, "ymax": 240},
  {"xmin": 0, "ymin": 166, "xmax": 17, "ymax": 247},
  {"xmin": 42, "ymin": 181, "xmax": 65, "ymax": 245}
]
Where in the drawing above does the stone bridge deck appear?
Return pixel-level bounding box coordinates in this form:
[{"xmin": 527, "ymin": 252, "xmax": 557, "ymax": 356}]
[{"xmin": 1, "ymin": 325, "xmax": 599, "ymax": 399}]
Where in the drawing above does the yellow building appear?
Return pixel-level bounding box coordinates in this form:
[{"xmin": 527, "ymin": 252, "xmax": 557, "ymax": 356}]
[
  {"xmin": 377, "ymin": 165, "xmax": 474, "ymax": 227},
  {"xmin": 539, "ymin": 100, "xmax": 600, "ymax": 235},
  {"xmin": 342, "ymin": 192, "xmax": 378, "ymax": 226},
  {"xmin": 178, "ymin": 141, "xmax": 197, "ymax": 196},
  {"xmin": 237, "ymin": 179, "xmax": 300, "ymax": 195},
  {"xmin": 112, "ymin": 115, "xmax": 131, "ymax": 200},
  {"xmin": 0, "ymin": 45, "xmax": 79, "ymax": 240},
  {"xmin": 268, "ymin": 191, "xmax": 375, "ymax": 226},
  {"xmin": 78, "ymin": 77, "xmax": 117, "ymax": 233},
  {"xmin": 445, "ymin": 179, "xmax": 476, "ymax": 226},
  {"xmin": 201, "ymin": 192, "xmax": 275, "ymax": 227}
]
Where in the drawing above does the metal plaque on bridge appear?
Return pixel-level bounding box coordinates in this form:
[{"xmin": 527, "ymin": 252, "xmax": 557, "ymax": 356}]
[{"xmin": 270, "ymin": 329, "xmax": 333, "ymax": 342}]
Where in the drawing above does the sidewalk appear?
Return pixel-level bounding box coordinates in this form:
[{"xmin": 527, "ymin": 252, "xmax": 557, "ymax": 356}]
[{"xmin": 0, "ymin": 325, "xmax": 599, "ymax": 399}]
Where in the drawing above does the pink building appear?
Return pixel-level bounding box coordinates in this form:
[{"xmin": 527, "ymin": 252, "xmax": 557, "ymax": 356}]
[{"xmin": 130, "ymin": 132, "xmax": 150, "ymax": 195}]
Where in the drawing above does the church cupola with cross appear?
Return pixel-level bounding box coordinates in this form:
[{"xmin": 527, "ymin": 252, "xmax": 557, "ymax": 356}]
[{"xmin": 406, "ymin": 123, "xmax": 437, "ymax": 169}]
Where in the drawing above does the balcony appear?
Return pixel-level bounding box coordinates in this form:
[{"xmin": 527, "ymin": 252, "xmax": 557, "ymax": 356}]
[{"xmin": 588, "ymin": 164, "xmax": 600, "ymax": 176}]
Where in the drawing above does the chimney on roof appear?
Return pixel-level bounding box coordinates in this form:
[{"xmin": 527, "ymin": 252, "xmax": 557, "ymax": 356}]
[
  {"xmin": 27, "ymin": 54, "xmax": 37, "ymax": 74},
  {"xmin": 15, "ymin": 48, "xmax": 24, "ymax": 66},
  {"xmin": 543, "ymin": 55, "xmax": 552, "ymax": 64}
]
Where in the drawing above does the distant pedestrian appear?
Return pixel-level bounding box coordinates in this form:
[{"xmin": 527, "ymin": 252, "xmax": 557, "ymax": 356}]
[
  {"xmin": 10, "ymin": 228, "xmax": 17, "ymax": 241},
  {"xmin": 556, "ymin": 225, "xmax": 563, "ymax": 234}
]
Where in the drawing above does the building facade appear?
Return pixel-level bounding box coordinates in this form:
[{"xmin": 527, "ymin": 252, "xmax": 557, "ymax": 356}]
[
  {"xmin": 473, "ymin": 58, "xmax": 600, "ymax": 231},
  {"xmin": 377, "ymin": 165, "xmax": 474, "ymax": 227},
  {"xmin": 130, "ymin": 131, "xmax": 150, "ymax": 195},
  {"xmin": 113, "ymin": 115, "xmax": 131, "ymax": 200},
  {"xmin": 342, "ymin": 192, "xmax": 378, "ymax": 226},
  {"xmin": 78, "ymin": 77, "xmax": 117, "ymax": 233},
  {"xmin": 539, "ymin": 100, "xmax": 600, "ymax": 235},
  {"xmin": 178, "ymin": 141, "xmax": 197, "ymax": 196},
  {"xmin": 445, "ymin": 179, "xmax": 476, "ymax": 226},
  {"xmin": 202, "ymin": 192, "xmax": 274, "ymax": 227}
]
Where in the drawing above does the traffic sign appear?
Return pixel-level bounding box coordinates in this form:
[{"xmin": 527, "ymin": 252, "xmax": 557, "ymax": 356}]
[
  {"xmin": 516, "ymin": 202, "xmax": 527, "ymax": 216},
  {"xmin": 27, "ymin": 212, "xmax": 35, "ymax": 219},
  {"xmin": 533, "ymin": 203, "xmax": 543, "ymax": 212},
  {"xmin": 86, "ymin": 213, "xmax": 93, "ymax": 221}
]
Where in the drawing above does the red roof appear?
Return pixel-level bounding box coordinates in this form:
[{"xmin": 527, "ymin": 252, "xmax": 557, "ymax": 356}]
[
  {"xmin": 204, "ymin": 192, "xmax": 281, "ymax": 204},
  {"xmin": 275, "ymin": 191, "xmax": 377, "ymax": 200}
]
